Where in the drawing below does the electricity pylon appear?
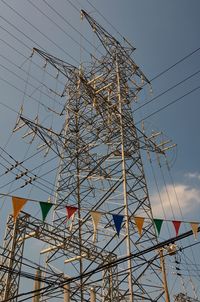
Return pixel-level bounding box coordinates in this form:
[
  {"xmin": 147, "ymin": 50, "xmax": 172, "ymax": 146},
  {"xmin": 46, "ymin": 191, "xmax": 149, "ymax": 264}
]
[{"xmin": 0, "ymin": 10, "xmax": 172, "ymax": 302}]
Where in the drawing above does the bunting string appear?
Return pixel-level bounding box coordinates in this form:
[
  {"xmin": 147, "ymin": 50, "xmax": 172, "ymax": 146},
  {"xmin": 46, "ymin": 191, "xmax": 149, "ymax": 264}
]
[{"xmin": 1, "ymin": 194, "xmax": 200, "ymax": 240}]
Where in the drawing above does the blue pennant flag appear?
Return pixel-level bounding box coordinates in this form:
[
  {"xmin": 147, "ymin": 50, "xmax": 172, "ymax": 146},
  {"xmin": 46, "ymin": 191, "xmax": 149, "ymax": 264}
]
[{"xmin": 112, "ymin": 214, "xmax": 124, "ymax": 236}]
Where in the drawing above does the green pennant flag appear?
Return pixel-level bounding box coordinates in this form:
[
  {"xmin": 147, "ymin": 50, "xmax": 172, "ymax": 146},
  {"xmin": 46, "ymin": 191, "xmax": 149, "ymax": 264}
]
[
  {"xmin": 39, "ymin": 202, "xmax": 53, "ymax": 222},
  {"xmin": 153, "ymin": 219, "xmax": 163, "ymax": 235}
]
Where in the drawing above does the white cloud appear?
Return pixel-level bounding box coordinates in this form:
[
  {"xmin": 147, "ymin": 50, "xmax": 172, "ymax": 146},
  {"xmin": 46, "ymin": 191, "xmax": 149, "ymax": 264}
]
[
  {"xmin": 151, "ymin": 184, "xmax": 200, "ymax": 218},
  {"xmin": 184, "ymin": 172, "xmax": 200, "ymax": 181}
]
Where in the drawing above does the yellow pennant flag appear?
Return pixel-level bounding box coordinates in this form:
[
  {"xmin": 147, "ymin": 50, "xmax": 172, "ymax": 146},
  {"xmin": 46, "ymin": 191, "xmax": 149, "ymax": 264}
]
[
  {"xmin": 90, "ymin": 211, "xmax": 102, "ymax": 242},
  {"xmin": 134, "ymin": 217, "xmax": 145, "ymax": 237},
  {"xmin": 12, "ymin": 196, "xmax": 28, "ymax": 222},
  {"xmin": 190, "ymin": 222, "xmax": 199, "ymax": 240}
]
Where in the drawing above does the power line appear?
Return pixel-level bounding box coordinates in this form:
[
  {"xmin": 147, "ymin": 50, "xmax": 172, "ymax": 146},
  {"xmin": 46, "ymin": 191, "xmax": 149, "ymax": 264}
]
[
  {"xmin": 80, "ymin": 1, "xmax": 200, "ymax": 88},
  {"xmin": 0, "ymin": 3, "xmax": 79, "ymax": 64},
  {"xmin": 1, "ymin": 1, "xmax": 199, "ymax": 87},
  {"xmin": 0, "ymin": 140, "xmax": 61, "ymax": 198},
  {"xmin": 40, "ymin": 232, "xmax": 200, "ymax": 300},
  {"xmin": 0, "ymin": 49, "xmax": 65, "ymax": 89},
  {"xmin": 42, "ymin": 0, "xmax": 104, "ymax": 57},
  {"xmin": 0, "ymin": 246, "xmax": 58, "ymax": 285},
  {"xmin": 6, "ymin": 225, "xmax": 200, "ymax": 302},
  {"xmin": 0, "ymin": 58, "xmax": 64, "ymax": 108},
  {"xmin": 0, "ymin": 4, "xmax": 199, "ymax": 300},
  {"xmin": 134, "ymin": 68, "xmax": 200, "ymax": 113},
  {"xmin": 0, "ymin": 36, "xmax": 66, "ymax": 87},
  {"xmin": 0, "ymin": 153, "xmax": 60, "ymax": 199},
  {"xmin": 65, "ymin": 0, "xmax": 80, "ymax": 13},
  {"xmin": 84, "ymin": 0, "xmax": 126, "ymax": 41},
  {"xmin": 136, "ymin": 84, "xmax": 200, "ymax": 124},
  {"xmin": 1, "ymin": 2, "xmax": 199, "ymax": 99},
  {"xmin": 150, "ymin": 47, "xmax": 200, "ymax": 82},
  {"xmin": 27, "ymin": 0, "xmax": 97, "ymax": 58},
  {"xmin": 0, "ymin": 73, "xmax": 54, "ymax": 112}
]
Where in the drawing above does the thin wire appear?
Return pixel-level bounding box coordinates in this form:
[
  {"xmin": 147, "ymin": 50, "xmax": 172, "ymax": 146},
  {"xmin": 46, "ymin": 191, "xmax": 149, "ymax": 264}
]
[
  {"xmin": 0, "ymin": 36, "xmax": 65, "ymax": 87},
  {"xmin": 42, "ymin": 0, "xmax": 104, "ymax": 57},
  {"xmin": 149, "ymin": 159, "xmax": 172, "ymax": 236},
  {"xmin": 84, "ymin": 0, "xmax": 125, "ymax": 40},
  {"xmin": 165, "ymin": 160, "xmax": 200, "ymax": 291},
  {"xmin": 9, "ymin": 230, "xmax": 200, "ymax": 302},
  {"xmin": 150, "ymin": 47, "xmax": 200, "ymax": 82},
  {"xmin": 27, "ymin": 0, "xmax": 96, "ymax": 58},
  {"xmin": 0, "ymin": 159, "xmax": 60, "ymax": 199},
  {"xmin": 65, "ymin": 0, "xmax": 80, "ymax": 13},
  {"xmin": 0, "ymin": 145, "xmax": 60, "ymax": 199},
  {"xmin": 0, "ymin": 58, "xmax": 64, "ymax": 108},
  {"xmin": 77, "ymin": 2, "xmax": 200, "ymax": 90},
  {"xmin": 0, "ymin": 74, "xmax": 56, "ymax": 113},
  {"xmin": 0, "ymin": 4, "xmax": 79, "ymax": 64},
  {"xmin": 136, "ymin": 85, "xmax": 200, "ymax": 124},
  {"xmin": 1, "ymin": 0, "xmax": 200, "ymax": 90},
  {"xmin": 134, "ymin": 68, "xmax": 200, "ymax": 113},
  {"xmin": 0, "ymin": 4, "xmax": 199, "ymax": 298},
  {"xmin": 159, "ymin": 165, "xmax": 175, "ymax": 219},
  {"xmin": 0, "ymin": 246, "xmax": 58, "ymax": 284},
  {"xmin": 0, "ymin": 100, "xmax": 19, "ymax": 115},
  {"xmin": 1, "ymin": 3, "xmax": 199, "ymax": 126},
  {"xmin": 0, "ymin": 182, "xmax": 199, "ymax": 223}
]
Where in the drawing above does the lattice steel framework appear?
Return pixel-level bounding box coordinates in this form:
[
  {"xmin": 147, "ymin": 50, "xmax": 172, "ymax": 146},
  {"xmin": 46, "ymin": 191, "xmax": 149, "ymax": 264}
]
[
  {"xmin": 0, "ymin": 10, "xmax": 171, "ymax": 302},
  {"xmin": 0, "ymin": 213, "xmax": 28, "ymax": 301}
]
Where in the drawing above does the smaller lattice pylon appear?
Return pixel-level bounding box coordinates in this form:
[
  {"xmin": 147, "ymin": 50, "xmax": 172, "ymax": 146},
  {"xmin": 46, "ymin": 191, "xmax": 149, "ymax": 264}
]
[{"xmin": 0, "ymin": 213, "xmax": 29, "ymax": 301}]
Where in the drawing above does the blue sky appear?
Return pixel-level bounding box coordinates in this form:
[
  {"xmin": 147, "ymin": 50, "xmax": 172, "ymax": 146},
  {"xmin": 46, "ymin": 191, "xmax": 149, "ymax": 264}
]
[{"xmin": 0, "ymin": 0, "xmax": 200, "ymax": 299}]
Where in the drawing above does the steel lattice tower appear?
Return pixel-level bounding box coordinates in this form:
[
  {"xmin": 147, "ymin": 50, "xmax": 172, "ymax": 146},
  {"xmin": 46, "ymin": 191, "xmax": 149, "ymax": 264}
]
[{"xmin": 0, "ymin": 10, "xmax": 170, "ymax": 302}]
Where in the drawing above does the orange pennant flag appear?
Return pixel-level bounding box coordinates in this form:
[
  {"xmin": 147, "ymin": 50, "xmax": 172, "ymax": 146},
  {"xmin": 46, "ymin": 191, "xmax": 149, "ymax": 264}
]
[
  {"xmin": 90, "ymin": 211, "xmax": 102, "ymax": 242},
  {"xmin": 134, "ymin": 217, "xmax": 145, "ymax": 237},
  {"xmin": 12, "ymin": 196, "xmax": 28, "ymax": 222},
  {"xmin": 190, "ymin": 223, "xmax": 199, "ymax": 240}
]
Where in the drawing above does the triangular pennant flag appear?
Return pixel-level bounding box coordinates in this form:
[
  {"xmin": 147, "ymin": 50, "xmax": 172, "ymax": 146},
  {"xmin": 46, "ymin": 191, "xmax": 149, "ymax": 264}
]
[
  {"xmin": 90, "ymin": 211, "xmax": 102, "ymax": 242},
  {"xmin": 112, "ymin": 214, "xmax": 124, "ymax": 236},
  {"xmin": 172, "ymin": 220, "xmax": 181, "ymax": 236},
  {"xmin": 190, "ymin": 222, "xmax": 199, "ymax": 240},
  {"xmin": 66, "ymin": 206, "xmax": 78, "ymax": 219},
  {"xmin": 12, "ymin": 196, "xmax": 28, "ymax": 221},
  {"xmin": 134, "ymin": 217, "xmax": 145, "ymax": 237},
  {"xmin": 153, "ymin": 219, "xmax": 163, "ymax": 236},
  {"xmin": 39, "ymin": 202, "xmax": 53, "ymax": 222}
]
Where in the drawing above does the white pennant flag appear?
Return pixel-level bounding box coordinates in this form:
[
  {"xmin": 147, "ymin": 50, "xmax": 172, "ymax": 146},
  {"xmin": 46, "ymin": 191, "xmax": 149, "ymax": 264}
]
[{"xmin": 90, "ymin": 211, "xmax": 102, "ymax": 242}]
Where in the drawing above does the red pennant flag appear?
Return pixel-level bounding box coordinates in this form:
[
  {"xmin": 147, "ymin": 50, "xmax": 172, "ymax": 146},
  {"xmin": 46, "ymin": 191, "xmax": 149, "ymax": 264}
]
[
  {"xmin": 66, "ymin": 206, "xmax": 77, "ymax": 219},
  {"xmin": 172, "ymin": 220, "xmax": 181, "ymax": 236}
]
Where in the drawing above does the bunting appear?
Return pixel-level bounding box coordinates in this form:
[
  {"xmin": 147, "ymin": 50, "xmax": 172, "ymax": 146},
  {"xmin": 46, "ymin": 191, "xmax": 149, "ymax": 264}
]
[
  {"xmin": 190, "ymin": 222, "xmax": 199, "ymax": 240},
  {"xmin": 12, "ymin": 196, "xmax": 28, "ymax": 221},
  {"xmin": 172, "ymin": 220, "xmax": 181, "ymax": 236},
  {"xmin": 90, "ymin": 211, "xmax": 102, "ymax": 242},
  {"xmin": 66, "ymin": 206, "xmax": 78, "ymax": 219},
  {"xmin": 39, "ymin": 202, "xmax": 53, "ymax": 221},
  {"xmin": 134, "ymin": 217, "xmax": 144, "ymax": 237},
  {"xmin": 4, "ymin": 195, "xmax": 200, "ymax": 242},
  {"xmin": 113, "ymin": 214, "xmax": 124, "ymax": 236},
  {"xmin": 153, "ymin": 219, "xmax": 163, "ymax": 236}
]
